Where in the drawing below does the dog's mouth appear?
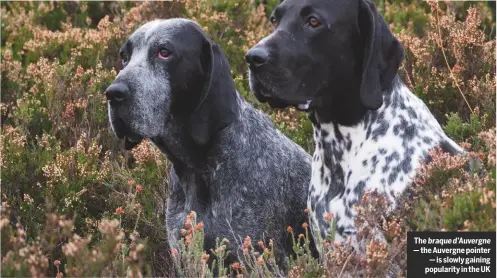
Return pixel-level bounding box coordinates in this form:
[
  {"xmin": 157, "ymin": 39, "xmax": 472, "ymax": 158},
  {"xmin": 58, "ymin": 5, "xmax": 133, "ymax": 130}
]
[
  {"xmin": 250, "ymin": 73, "xmax": 313, "ymax": 112},
  {"xmin": 253, "ymin": 89, "xmax": 289, "ymax": 109},
  {"xmin": 257, "ymin": 91, "xmax": 313, "ymax": 112},
  {"xmin": 295, "ymin": 100, "xmax": 313, "ymax": 112},
  {"xmin": 123, "ymin": 136, "xmax": 142, "ymax": 150},
  {"xmin": 110, "ymin": 116, "xmax": 143, "ymax": 150}
]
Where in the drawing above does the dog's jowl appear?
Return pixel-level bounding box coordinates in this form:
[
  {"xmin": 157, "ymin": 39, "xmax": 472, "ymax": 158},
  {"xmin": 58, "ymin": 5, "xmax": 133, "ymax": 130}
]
[
  {"xmin": 246, "ymin": 0, "xmax": 463, "ymax": 251},
  {"xmin": 105, "ymin": 19, "xmax": 313, "ymax": 269}
]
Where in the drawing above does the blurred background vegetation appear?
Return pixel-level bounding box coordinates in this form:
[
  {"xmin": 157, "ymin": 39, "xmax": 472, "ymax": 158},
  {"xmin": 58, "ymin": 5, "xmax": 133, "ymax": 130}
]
[{"xmin": 1, "ymin": 0, "xmax": 495, "ymax": 277}]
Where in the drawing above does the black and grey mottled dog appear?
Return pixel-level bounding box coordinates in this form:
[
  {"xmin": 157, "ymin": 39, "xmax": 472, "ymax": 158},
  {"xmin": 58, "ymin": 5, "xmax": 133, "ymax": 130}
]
[
  {"xmin": 246, "ymin": 0, "xmax": 462, "ymax": 253},
  {"xmin": 105, "ymin": 18, "xmax": 313, "ymax": 267}
]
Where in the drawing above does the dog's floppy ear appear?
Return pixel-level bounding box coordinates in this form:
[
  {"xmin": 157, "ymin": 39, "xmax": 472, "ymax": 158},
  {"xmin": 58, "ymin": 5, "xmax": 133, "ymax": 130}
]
[
  {"xmin": 358, "ymin": 0, "xmax": 404, "ymax": 110},
  {"xmin": 188, "ymin": 33, "xmax": 239, "ymax": 145}
]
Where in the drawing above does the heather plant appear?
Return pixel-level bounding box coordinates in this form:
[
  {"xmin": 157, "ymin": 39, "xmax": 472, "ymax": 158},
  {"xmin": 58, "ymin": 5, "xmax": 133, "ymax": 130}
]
[
  {"xmin": 1, "ymin": 1, "xmax": 182, "ymax": 276},
  {"xmin": 1, "ymin": 1, "xmax": 495, "ymax": 277},
  {"xmin": 397, "ymin": 1, "xmax": 496, "ymax": 128},
  {"xmin": 170, "ymin": 211, "xmax": 321, "ymax": 278},
  {"xmin": 1, "ymin": 204, "xmax": 147, "ymax": 277}
]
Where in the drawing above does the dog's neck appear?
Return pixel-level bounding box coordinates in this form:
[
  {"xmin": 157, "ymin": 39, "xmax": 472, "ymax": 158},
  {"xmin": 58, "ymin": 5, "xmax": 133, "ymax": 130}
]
[
  {"xmin": 150, "ymin": 94, "xmax": 248, "ymax": 216},
  {"xmin": 312, "ymin": 76, "xmax": 402, "ymax": 126},
  {"xmin": 151, "ymin": 93, "xmax": 243, "ymax": 170},
  {"xmin": 309, "ymin": 76, "xmax": 408, "ymax": 162},
  {"xmin": 311, "ymin": 92, "xmax": 367, "ymax": 127}
]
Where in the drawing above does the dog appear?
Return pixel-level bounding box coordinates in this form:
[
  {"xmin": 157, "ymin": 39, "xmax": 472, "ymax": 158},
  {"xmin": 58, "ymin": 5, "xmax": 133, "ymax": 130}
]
[
  {"xmin": 246, "ymin": 0, "xmax": 463, "ymax": 251},
  {"xmin": 105, "ymin": 18, "xmax": 313, "ymax": 269}
]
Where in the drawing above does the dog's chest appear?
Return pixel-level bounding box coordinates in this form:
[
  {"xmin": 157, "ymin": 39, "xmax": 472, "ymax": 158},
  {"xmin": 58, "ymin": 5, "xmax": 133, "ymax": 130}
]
[
  {"xmin": 308, "ymin": 91, "xmax": 444, "ymax": 241},
  {"xmin": 310, "ymin": 122, "xmax": 425, "ymax": 202}
]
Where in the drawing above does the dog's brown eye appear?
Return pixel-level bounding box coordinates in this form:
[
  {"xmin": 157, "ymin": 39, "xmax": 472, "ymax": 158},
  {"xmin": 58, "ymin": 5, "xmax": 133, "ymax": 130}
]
[
  {"xmin": 158, "ymin": 48, "xmax": 170, "ymax": 59},
  {"xmin": 308, "ymin": 17, "xmax": 320, "ymax": 28},
  {"xmin": 270, "ymin": 16, "xmax": 277, "ymax": 27}
]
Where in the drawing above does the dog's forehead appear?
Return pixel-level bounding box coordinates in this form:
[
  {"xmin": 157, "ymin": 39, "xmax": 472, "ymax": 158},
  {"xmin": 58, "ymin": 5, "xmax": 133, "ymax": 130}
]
[
  {"xmin": 128, "ymin": 19, "xmax": 197, "ymax": 47},
  {"xmin": 278, "ymin": 0, "xmax": 359, "ymax": 17}
]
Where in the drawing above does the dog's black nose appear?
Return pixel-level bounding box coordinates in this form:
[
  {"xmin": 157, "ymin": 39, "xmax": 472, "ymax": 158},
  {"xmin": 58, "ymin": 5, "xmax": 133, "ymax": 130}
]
[
  {"xmin": 245, "ymin": 47, "xmax": 269, "ymax": 67},
  {"xmin": 105, "ymin": 83, "xmax": 130, "ymax": 102}
]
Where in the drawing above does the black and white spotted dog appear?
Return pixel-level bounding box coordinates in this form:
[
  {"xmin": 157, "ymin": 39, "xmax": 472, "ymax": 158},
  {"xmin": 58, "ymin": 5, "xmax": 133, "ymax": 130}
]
[
  {"xmin": 105, "ymin": 19, "xmax": 313, "ymax": 267},
  {"xmin": 246, "ymin": 0, "xmax": 463, "ymax": 250}
]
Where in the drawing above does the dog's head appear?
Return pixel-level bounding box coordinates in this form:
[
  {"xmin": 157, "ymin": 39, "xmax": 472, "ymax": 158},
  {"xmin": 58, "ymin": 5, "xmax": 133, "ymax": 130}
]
[
  {"xmin": 106, "ymin": 19, "xmax": 237, "ymax": 149},
  {"xmin": 246, "ymin": 0, "xmax": 403, "ymax": 118}
]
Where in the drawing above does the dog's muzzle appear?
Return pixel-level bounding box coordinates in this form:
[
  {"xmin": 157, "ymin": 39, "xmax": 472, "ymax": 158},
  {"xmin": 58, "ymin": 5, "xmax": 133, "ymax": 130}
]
[
  {"xmin": 108, "ymin": 113, "xmax": 143, "ymax": 150},
  {"xmin": 106, "ymin": 83, "xmax": 143, "ymax": 150}
]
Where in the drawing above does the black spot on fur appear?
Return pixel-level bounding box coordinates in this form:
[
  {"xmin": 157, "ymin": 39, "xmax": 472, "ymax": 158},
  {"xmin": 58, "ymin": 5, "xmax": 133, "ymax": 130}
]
[
  {"xmin": 370, "ymin": 110, "xmax": 379, "ymax": 123},
  {"xmin": 383, "ymin": 151, "xmax": 400, "ymax": 173},
  {"xmin": 370, "ymin": 155, "xmax": 379, "ymax": 174},
  {"xmin": 407, "ymin": 107, "xmax": 418, "ymax": 119},
  {"xmin": 329, "ymin": 167, "xmax": 345, "ymax": 199},
  {"xmin": 372, "ymin": 120, "xmax": 389, "ymax": 141},
  {"xmin": 354, "ymin": 181, "xmax": 366, "ymax": 196},
  {"xmin": 343, "ymin": 228, "xmax": 356, "ymax": 236},
  {"xmin": 345, "ymin": 206, "xmax": 353, "ymax": 217},
  {"xmin": 388, "ymin": 167, "xmax": 400, "ymax": 185},
  {"xmin": 321, "ymin": 129, "xmax": 329, "ymax": 138},
  {"xmin": 393, "ymin": 124, "xmax": 400, "ymax": 135},
  {"xmin": 382, "ymin": 165, "xmax": 389, "ymax": 173},
  {"xmin": 333, "ymin": 123, "xmax": 343, "ymax": 141},
  {"xmin": 402, "ymin": 124, "xmax": 416, "ymax": 141},
  {"xmin": 366, "ymin": 125, "xmax": 372, "ymax": 139},
  {"xmin": 424, "ymin": 153, "xmax": 433, "ymax": 165},
  {"xmin": 390, "ymin": 91, "xmax": 400, "ymax": 109},
  {"xmin": 383, "ymin": 93, "xmax": 392, "ymax": 107},
  {"xmin": 324, "ymin": 140, "xmax": 341, "ymax": 166},
  {"xmin": 385, "ymin": 152, "xmax": 400, "ymax": 163},
  {"xmin": 400, "ymin": 156, "xmax": 412, "ymax": 173}
]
